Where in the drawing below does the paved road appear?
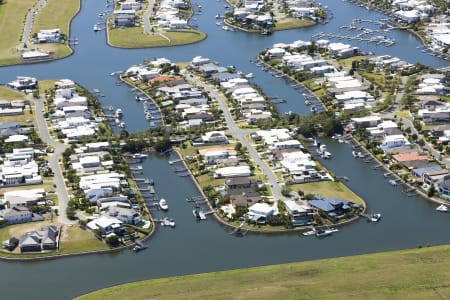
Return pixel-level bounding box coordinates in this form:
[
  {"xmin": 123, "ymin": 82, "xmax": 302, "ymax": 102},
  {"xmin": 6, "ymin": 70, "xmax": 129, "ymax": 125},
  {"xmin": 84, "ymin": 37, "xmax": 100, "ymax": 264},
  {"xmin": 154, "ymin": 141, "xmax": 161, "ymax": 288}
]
[
  {"xmin": 185, "ymin": 72, "xmax": 301, "ymax": 204},
  {"xmin": 142, "ymin": 0, "xmax": 155, "ymax": 35},
  {"xmin": 28, "ymin": 94, "xmax": 72, "ymax": 224},
  {"xmin": 19, "ymin": 0, "xmax": 47, "ymax": 51}
]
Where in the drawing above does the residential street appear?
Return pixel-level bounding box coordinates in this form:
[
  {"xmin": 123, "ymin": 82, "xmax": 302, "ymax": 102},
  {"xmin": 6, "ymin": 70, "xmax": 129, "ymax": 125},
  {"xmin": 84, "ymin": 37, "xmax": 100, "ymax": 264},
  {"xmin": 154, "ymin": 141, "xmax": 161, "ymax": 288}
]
[
  {"xmin": 185, "ymin": 72, "xmax": 302, "ymax": 204},
  {"xmin": 28, "ymin": 94, "xmax": 72, "ymax": 224}
]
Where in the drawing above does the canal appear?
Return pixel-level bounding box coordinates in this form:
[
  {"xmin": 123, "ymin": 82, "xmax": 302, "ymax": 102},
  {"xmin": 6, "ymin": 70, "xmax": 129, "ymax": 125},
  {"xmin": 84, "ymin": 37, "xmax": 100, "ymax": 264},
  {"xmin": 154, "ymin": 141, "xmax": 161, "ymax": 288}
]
[{"xmin": 0, "ymin": 0, "xmax": 449, "ymax": 299}]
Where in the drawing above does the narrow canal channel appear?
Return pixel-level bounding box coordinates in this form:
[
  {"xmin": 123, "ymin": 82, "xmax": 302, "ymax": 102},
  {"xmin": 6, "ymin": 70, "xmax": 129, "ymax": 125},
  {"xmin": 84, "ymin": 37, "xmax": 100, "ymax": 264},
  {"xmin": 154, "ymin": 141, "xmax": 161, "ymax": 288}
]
[{"xmin": 0, "ymin": 0, "xmax": 449, "ymax": 299}]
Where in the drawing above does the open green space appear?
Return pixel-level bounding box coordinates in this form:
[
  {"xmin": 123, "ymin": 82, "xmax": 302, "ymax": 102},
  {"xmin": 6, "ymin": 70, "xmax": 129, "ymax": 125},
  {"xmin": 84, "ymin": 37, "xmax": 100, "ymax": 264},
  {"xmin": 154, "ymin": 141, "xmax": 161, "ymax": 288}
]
[
  {"xmin": 0, "ymin": 109, "xmax": 35, "ymax": 126},
  {"xmin": 31, "ymin": 0, "xmax": 80, "ymax": 58},
  {"xmin": 0, "ymin": 0, "xmax": 36, "ymax": 66},
  {"xmin": 0, "ymin": 222, "xmax": 108, "ymax": 258},
  {"xmin": 77, "ymin": 244, "xmax": 450, "ymax": 300},
  {"xmin": 337, "ymin": 55, "xmax": 366, "ymax": 68},
  {"xmin": 108, "ymin": 27, "xmax": 206, "ymax": 48},
  {"xmin": 0, "ymin": 87, "xmax": 25, "ymax": 100},
  {"xmin": 294, "ymin": 181, "xmax": 365, "ymax": 205},
  {"xmin": 274, "ymin": 18, "xmax": 314, "ymax": 31},
  {"xmin": 0, "ymin": 0, "xmax": 79, "ymax": 66},
  {"xmin": 58, "ymin": 226, "xmax": 109, "ymax": 254}
]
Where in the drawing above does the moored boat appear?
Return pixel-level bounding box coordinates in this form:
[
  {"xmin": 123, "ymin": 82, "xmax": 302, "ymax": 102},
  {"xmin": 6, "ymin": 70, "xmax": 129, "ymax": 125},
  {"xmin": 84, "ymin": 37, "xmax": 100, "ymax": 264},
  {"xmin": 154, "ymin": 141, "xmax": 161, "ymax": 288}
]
[
  {"xmin": 436, "ymin": 204, "xmax": 450, "ymax": 212},
  {"xmin": 159, "ymin": 198, "xmax": 169, "ymax": 211},
  {"xmin": 370, "ymin": 213, "xmax": 381, "ymax": 222}
]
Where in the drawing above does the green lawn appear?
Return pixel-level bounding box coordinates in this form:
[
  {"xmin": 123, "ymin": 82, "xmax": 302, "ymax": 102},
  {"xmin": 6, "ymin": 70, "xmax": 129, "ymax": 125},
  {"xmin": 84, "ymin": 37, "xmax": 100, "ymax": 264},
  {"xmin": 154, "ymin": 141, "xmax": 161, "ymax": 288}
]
[
  {"xmin": 77, "ymin": 244, "xmax": 450, "ymax": 300},
  {"xmin": 294, "ymin": 181, "xmax": 365, "ymax": 205},
  {"xmin": 0, "ymin": 0, "xmax": 79, "ymax": 66},
  {"xmin": 0, "ymin": 223, "xmax": 108, "ymax": 258},
  {"xmin": 0, "ymin": 0, "xmax": 37, "ymax": 66},
  {"xmin": 58, "ymin": 226, "xmax": 109, "ymax": 254},
  {"xmin": 337, "ymin": 55, "xmax": 366, "ymax": 68},
  {"xmin": 0, "ymin": 87, "xmax": 25, "ymax": 100},
  {"xmin": 108, "ymin": 27, "xmax": 206, "ymax": 48},
  {"xmin": 0, "ymin": 109, "xmax": 35, "ymax": 126},
  {"xmin": 31, "ymin": 0, "xmax": 80, "ymax": 58},
  {"xmin": 274, "ymin": 18, "xmax": 314, "ymax": 31}
]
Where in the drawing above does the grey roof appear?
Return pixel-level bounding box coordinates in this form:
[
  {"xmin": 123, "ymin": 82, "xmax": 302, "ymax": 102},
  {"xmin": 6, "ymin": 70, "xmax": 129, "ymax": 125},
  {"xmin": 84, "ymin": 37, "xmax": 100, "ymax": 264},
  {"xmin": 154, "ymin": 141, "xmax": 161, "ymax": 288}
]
[
  {"xmin": 0, "ymin": 122, "xmax": 19, "ymax": 129},
  {"xmin": 412, "ymin": 165, "xmax": 442, "ymax": 177},
  {"xmin": 225, "ymin": 177, "xmax": 251, "ymax": 186}
]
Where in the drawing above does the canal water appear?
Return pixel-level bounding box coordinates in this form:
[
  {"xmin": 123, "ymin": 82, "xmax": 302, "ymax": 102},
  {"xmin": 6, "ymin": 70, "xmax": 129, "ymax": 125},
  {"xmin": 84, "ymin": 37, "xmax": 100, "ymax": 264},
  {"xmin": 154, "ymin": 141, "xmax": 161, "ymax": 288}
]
[{"xmin": 0, "ymin": 0, "xmax": 449, "ymax": 299}]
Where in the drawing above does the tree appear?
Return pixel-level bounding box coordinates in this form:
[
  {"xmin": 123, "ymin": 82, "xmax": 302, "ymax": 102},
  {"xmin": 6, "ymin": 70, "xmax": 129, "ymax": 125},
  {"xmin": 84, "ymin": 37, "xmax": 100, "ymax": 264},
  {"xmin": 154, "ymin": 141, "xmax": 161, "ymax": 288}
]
[
  {"xmin": 234, "ymin": 142, "xmax": 242, "ymax": 152},
  {"xmin": 427, "ymin": 185, "xmax": 435, "ymax": 197}
]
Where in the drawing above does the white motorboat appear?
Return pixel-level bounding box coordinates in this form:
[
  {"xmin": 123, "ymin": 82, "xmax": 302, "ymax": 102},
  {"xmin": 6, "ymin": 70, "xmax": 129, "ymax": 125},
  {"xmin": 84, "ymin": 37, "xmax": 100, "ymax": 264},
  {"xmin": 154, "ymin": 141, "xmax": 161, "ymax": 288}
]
[
  {"xmin": 161, "ymin": 217, "xmax": 175, "ymax": 227},
  {"xmin": 93, "ymin": 24, "xmax": 101, "ymax": 32},
  {"xmin": 370, "ymin": 213, "xmax": 382, "ymax": 222},
  {"xmin": 132, "ymin": 153, "xmax": 148, "ymax": 159},
  {"xmin": 222, "ymin": 25, "xmax": 230, "ymax": 31},
  {"xmin": 436, "ymin": 204, "xmax": 450, "ymax": 212},
  {"xmin": 315, "ymin": 227, "xmax": 338, "ymax": 237},
  {"xmin": 302, "ymin": 227, "xmax": 316, "ymax": 236},
  {"xmin": 118, "ymin": 122, "xmax": 126, "ymax": 128},
  {"xmin": 159, "ymin": 198, "xmax": 169, "ymax": 211},
  {"xmin": 115, "ymin": 108, "xmax": 123, "ymax": 118},
  {"xmin": 245, "ymin": 73, "xmax": 254, "ymax": 78},
  {"xmin": 352, "ymin": 151, "xmax": 359, "ymax": 158}
]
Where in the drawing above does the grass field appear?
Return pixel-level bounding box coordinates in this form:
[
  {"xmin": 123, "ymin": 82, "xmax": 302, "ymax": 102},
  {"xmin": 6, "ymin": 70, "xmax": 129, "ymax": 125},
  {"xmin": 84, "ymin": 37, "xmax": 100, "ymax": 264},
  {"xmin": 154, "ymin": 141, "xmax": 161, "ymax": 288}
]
[
  {"xmin": 274, "ymin": 18, "xmax": 314, "ymax": 31},
  {"xmin": 0, "ymin": 0, "xmax": 37, "ymax": 65},
  {"xmin": 58, "ymin": 226, "xmax": 109, "ymax": 254},
  {"xmin": 108, "ymin": 27, "xmax": 206, "ymax": 48},
  {"xmin": 77, "ymin": 244, "xmax": 450, "ymax": 300},
  {"xmin": 0, "ymin": 0, "xmax": 79, "ymax": 66},
  {"xmin": 293, "ymin": 181, "xmax": 365, "ymax": 205},
  {"xmin": 31, "ymin": 0, "xmax": 80, "ymax": 58},
  {"xmin": 0, "ymin": 222, "xmax": 108, "ymax": 258},
  {"xmin": 0, "ymin": 87, "xmax": 25, "ymax": 100}
]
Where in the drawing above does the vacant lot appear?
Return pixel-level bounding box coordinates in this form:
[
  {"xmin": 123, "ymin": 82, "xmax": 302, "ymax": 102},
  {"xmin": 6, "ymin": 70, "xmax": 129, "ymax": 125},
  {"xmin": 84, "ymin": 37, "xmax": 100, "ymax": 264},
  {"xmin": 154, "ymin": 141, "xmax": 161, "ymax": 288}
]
[
  {"xmin": 108, "ymin": 27, "xmax": 206, "ymax": 48},
  {"xmin": 77, "ymin": 244, "xmax": 450, "ymax": 300}
]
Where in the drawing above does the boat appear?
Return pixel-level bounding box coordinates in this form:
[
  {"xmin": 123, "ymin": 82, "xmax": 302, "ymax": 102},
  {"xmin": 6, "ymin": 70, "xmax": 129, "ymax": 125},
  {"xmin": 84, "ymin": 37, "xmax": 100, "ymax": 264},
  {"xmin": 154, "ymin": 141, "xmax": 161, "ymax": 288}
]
[
  {"xmin": 161, "ymin": 217, "xmax": 175, "ymax": 227},
  {"xmin": 352, "ymin": 151, "xmax": 359, "ymax": 158},
  {"xmin": 193, "ymin": 209, "xmax": 206, "ymax": 220},
  {"xmin": 132, "ymin": 242, "xmax": 147, "ymax": 252},
  {"xmin": 315, "ymin": 227, "xmax": 338, "ymax": 237},
  {"xmin": 436, "ymin": 204, "xmax": 450, "ymax": 212},
  {"xmin": 370, "ymin": 213, "xmax": 382, "ymax": 222},
  {"xmin": 338, "ymin": 139, "xmax": 344, "ymax": 143},
  {"xmin": 222, "ymin": 25, "xmax": 230, "ymax": 31},
  {"xmin": 159, "ymin": 198, "xmax": 169, "ymax": 211},
  {"xmin": 215, "ymin": 14, "xmax": 221, "ymax": 19},
  {"xmin": 321, "ymin": 151, "xmax": 332, "ymax": 159},
  {"xmin": 389, "ymin": 179, "xmax": 398, "ymax": 186},
  {"xmin": 302, "ymin": 227, "xmax": 316, "ymax": 236},
  {"xmin": 132, "ymin": 153, "xmax": 148, "ymax": 159},
  {"xmin": 93, "ymin": 24, "xmax": 101, "ymax": 32},
  {"xmin": 305, "ymin": 100, "xmax": 311, "ymax": 105},
  {"xmin": 245, "ymin": 73, "xmax": 254, "ymax": 78},
  {"xmin": 261, "ymin": 29, "xmax": 272, "ymax": 35},
  {"xmin": 115, "ymin": 108, "xmax": 123, "ymax": 118},
  {"xmin": 118, "ymin": 122, "xmax": 126, "ymax": 128}
]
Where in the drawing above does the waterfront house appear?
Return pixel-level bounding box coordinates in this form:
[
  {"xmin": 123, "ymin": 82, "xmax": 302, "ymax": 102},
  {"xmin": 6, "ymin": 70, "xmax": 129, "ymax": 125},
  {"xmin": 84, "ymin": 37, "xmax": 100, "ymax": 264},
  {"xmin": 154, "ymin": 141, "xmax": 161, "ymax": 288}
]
[
  {"xmin": 247, "ymin": 202, "xmax": 277, "ymax": 222},
  {"xmin": 87, "ymin": 216, "xmax": 124, "ymax": 235},
  {"xmin": 18, "ymin": 225, "xmax": 58, "ymax": 252},
  {"xmin": 7, "ymin": 76, "xmax": 37, "ymax": 91},
  {"xmin": 35, "ymin": 28, "xmax": 61, "ymax": 43},
  {"xmin": 438, "ymin": 174, "xmax": 450, "ymax": 199},
  {"xmin": 104, "ymin": 207, "xmax": 141, "ymax": 225},
  {"xmin": 423, "ymin": 169, "xmax": 449, "ymax": 187},
  {"xmin": 120, "ymin": 1, "xmax": 141, "ymax": 10},
  {"xmin": 191, "ymin": 56, "xmax": 211, "ymax": 67},
  {"xmin": 2, "ymin": 237, "xmax": 19, "ymax": 251},
  {"xmin": 308, "ymin": 197, "xmax": 351, "ymax": 218},
  {"xmin": 86, "ymin": 141, "xmax": 110, "ymax": 152},
  {"xmin": 96, "ymin": 195, "xmax": 131, "ymax": 207},
  {"xmin": 113, "ymin": 10, "xmax": 136, "ymax": 27},
  {"xmin": 284, "ymin": 200, "xmax": 314, "ymax": 226}
]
